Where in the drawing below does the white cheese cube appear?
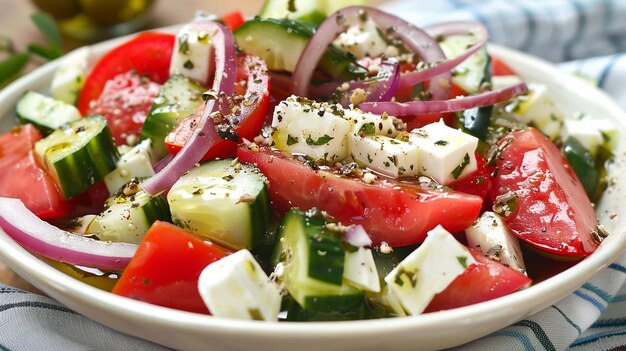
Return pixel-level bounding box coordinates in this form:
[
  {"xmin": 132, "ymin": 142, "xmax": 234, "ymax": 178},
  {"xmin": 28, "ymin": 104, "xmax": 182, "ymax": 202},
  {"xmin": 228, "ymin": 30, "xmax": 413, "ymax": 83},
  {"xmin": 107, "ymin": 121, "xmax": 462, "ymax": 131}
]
[
  {"xmin": 409, "ymin": 120, "xmax": 478, "ymax": 184},
  {"xmin": 465, "ymin": 211, "xmax": 526, "ymax": 275},
  {"xmin": 508, "ymin": 83, "xmax": 563, "ymax": 140},
  {"xmin": 491, "ymin": 75, "xmax": 523, "ymax": 91},
  {"xmin": 198, "ymin": 249, "xmax": 281, "ymax": 321},
  {"xmin": 272, "ymin": 96, "xmax": 351, "ymax": 162},
  {"xmin": 104, "ymin": 139, "xmax": 156, "ymax": 193},
  {"xmin": 344, "ymin": 247, "xmax": 380, "ymax": 293},
  {"xmin": 344, "ymin": 108, "xmax": 405, "ymax": 138},
  {"xmin": 50, "ymin": 47, "xmax": 90, "ymax": 105},
  {"xmin": 596, "ymin": 118, "xmax": 619, "ymax": 151},
  {"xmin": 561, "ymin": 118, "xmax": 604, "ymax": 155},
  {"xmin": 384, "ymin": 225, "xmax": 476, "ymax": 315},
  {"xmin": 349, "ymin": 135, "xmax": 420, "ymax": 178},
  {"xmin": 333, "ymin": 18, "xmax": 388, "ymax": 59},
  {"xmin": 170, "ymin": 25, "xmax": 214, "ymax": 85}
]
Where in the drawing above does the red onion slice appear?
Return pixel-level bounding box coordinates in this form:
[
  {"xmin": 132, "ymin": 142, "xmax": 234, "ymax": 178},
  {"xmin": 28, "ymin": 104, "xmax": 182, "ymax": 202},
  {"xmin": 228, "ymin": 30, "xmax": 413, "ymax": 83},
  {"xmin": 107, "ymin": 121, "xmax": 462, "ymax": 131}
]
[
  {"xmin": 142, "ymin": 18, "xmax": 237, "ymax": 195},
  {"xmin": 397, "ymin": 21, "xmax": 489, "ymax": 93},
  {"xmin": 291, "ymin": 6, "xmax": 449, "ymax": 100},
  {"xmin": 359, "ymin": 82, "xmax": 528, "ymax": 116},
  {"xmin": 0, "ymin": 197, "xmax": 137, "ymax": 270},
  {"xmin": 344, "ymin": 225, "xmax": 372, "ymax": 247}
]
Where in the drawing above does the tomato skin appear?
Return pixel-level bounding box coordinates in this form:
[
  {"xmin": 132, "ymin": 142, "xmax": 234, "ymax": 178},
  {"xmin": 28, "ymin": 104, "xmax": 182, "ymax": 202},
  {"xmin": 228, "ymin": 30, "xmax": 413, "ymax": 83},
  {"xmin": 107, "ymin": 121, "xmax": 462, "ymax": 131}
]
[
  {"xmin": 112, "ymin": 221, "xmax": 230, "ymax": 314},
  {"xmin": 491, "ymin": 56, "xmax": 517, "ymax": 76},
  {"xmin": 77, "ymin": 32, "xmax": 175, "ymax": 116},
  {"xmin": 0, "ymin": 125, "xmax": 73, "ymax": 219},
  {"xmin": 221, "ymin": 11, "xmax": 245, "ymax": 31},
  {"xmin": 165, "ymin": 55, "xmax": 270, "ymax": 161},
  {"xmin": 449, "ymin": 152, "xmax": 491, "ymax": 200},
  {"xmin": 424, "ymin": 249, "xmax": 531, "ymax": 312},
  {"xmin": 88, "ymin": 71, "xmax": 161, "ymax": 145},
  {"xmin": 490, "ymin": 128, "xmax": 598, "ymax": 257},
  {"xmin": 237, "ymin": 146, "xmax": 483, "ymax": 247}
]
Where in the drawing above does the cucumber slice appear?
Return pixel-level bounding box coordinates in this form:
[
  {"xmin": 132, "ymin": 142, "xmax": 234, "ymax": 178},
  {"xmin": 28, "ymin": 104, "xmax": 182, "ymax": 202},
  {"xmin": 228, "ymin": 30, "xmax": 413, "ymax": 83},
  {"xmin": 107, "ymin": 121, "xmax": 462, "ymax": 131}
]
[
  {"xmin": 273, "ymin": 209, "xmax": 362, "ymax": 309},
  {"xmin": 234, "ymin": 18, "xmax": 365, "ymax": 81},
  {"xmin": 16, "ymin": 91, "xmax": 81, "ymax": 135},
  {"xmin": 87, "ymin": 181, "xmax": 171, "ymax": 244},
  {"xmin": 34, "ymin": 115, "xmax": 120, "ymax": 199},
  {"xmin": 140, "ymin": 74, "xmax": 205, "ymax": 158},
  {"xmin": 439, "ymin": 34, "xmax": 491, "ymax": 94},
  {"xmin": 167, "ymin": 159, "xmax": 271, "ymax": 250},
  {"xmin": 259, "ymin": 0, "xmax": 366, "ymax": 24},
  {"xmin": 259, "ymin": 0, "xmax": 325, "ymax": 24}
]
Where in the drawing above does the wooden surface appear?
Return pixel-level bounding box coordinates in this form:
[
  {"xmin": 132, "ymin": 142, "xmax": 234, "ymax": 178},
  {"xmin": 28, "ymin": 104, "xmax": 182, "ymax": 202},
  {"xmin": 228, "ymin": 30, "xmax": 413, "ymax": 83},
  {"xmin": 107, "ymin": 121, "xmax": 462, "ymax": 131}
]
[{"xmin": 0, "ymin": 0, "xmax": 266, "ymax": 293}]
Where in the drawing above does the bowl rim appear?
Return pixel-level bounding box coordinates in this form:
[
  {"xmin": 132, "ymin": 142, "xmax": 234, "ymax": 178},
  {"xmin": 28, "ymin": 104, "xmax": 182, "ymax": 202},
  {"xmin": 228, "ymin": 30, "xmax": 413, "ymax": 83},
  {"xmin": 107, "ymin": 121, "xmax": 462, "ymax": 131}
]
[{"xmin": 0, "ymin": 27, "xmax": 625, "ymax": 345}]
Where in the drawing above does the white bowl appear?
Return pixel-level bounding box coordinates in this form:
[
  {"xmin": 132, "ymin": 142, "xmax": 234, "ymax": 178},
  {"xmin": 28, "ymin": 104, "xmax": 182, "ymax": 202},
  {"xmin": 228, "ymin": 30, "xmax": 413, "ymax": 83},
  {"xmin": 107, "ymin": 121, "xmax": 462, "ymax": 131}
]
[{"xmin": 0, "ymin": 31, "xmax": 625, "ymax": 351}]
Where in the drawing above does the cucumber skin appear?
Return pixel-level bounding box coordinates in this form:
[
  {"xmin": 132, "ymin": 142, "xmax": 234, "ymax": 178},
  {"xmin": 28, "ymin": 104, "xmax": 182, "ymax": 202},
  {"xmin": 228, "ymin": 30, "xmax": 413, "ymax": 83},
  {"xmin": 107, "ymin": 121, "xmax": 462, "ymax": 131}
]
[
  {"xmin": 274, "ymin": 209, "xmax": 346, "ymax": 286},
  {"xmin": 16, "ymin": 91, "xmax": 80, "ymax": 136},
  {"xmin": 42, "ymin": 115, "xmax": 120, "ymax": 199},
  {"xmin": 234, "ymin": 18, "xmax": 364, "ymax": 81}
]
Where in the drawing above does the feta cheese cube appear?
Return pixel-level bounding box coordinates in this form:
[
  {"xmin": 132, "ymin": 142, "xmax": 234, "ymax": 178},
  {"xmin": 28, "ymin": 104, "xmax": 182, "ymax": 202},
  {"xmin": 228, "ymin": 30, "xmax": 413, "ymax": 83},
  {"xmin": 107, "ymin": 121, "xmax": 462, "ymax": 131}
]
[
  {"xmin": 491, "ymin": 75, "xmax": 523, "ymax": 91},
  {"xmin": 170, "ymin": 25, "xmax": 214, "ymax": 85},
  {"xmin": 344, "ymin": 247, "xmax": 380, "ymax": 293},
  {"xmin": 349, "ymin": 135, "xmax": 420, "ymax": 178},
  {"xmin": 561, "ymin": 115, "xmax": 618, "ymax": 155},
  {"xmin": 465, "ymin": 211, "xmax": 526, "ymax": 275},
  {"xmin": 198, "ymin": 249, "xmax": 282, "ymax": 321},
  {"xmin": 596, "ymin": 118, "xmax": 619, "ymax": 151},
  {"xmin": 104, "ymin": 139, "xmax": 156, "ymax": 193},
  {"xmin": 333, "ymin": 18, "xmax": 388, "ymax": 59},
  {"xmin": 507, "ymin": 83, "xmax": 563, "ymax": 140},
  {"xmin": 344, "ymin": 108, "xmax": 405, "ymax": 138},
  {"xmin": 272, "ymin": 96, "xmax": 351, "ymax": 162},
  {"xmin": 384, "ymin": 225, "xmax": 476, "ymax": 315},
  {"xmin": 50, "ymin": 47, "xmax": 90, "ymax": 105},
  {"xmin": 561, "ymin": 118, "xmax": 604, "ymax": 155},
  {"xmin": 409, "ymin": 120, "xmax": 478, "ymax": 184}
]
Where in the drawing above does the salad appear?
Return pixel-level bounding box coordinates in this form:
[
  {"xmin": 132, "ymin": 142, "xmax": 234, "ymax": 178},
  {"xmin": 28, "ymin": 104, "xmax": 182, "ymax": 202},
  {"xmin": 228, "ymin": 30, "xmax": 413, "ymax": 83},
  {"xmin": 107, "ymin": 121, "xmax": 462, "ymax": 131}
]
[{"xmin": 0, "ymin": 1, "xmax": 618, "ymax": 322}]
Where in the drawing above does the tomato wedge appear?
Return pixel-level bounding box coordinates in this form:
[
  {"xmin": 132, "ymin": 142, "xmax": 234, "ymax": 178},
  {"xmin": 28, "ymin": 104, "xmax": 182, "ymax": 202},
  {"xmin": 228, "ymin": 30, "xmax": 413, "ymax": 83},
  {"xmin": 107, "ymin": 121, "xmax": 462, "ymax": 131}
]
[
  {"xmin": 165, "ymin": 54, "xmax": 270, "ymax": 161},
  {"xmin": 77, "ymin": 32, "xmax": 175, "ymax": 116},
  {"xmin": 490, "ymin": 128, "xmax": 599, "ymax": 257},
  {"xmin": 237, "ymin": 145, "xmax": 483, "ymax": 246},
  {"xmin": 0, "ymin": 125, "xmax": 73, "ymax": 219},
  {"xmin": 221, "ymin": 10, "xmax": 245, "ymax": 31},
  {"xmin": 87, "ymin": 71, "xmax": 161, "ymax": 145},
  {"xmin": 491, "ymin": 56, "xmax": 517, "ymax": 76},
  {"xmin": 112, "ymin": 221, "xmax": 230, "ymax": 314},
  {"xmin": 449, "ymin": 152, "xmax": 491, "ymax": 200},
  {"xmin": 424, "ymin": 250, "xmax": 531, "ymax": 312}
]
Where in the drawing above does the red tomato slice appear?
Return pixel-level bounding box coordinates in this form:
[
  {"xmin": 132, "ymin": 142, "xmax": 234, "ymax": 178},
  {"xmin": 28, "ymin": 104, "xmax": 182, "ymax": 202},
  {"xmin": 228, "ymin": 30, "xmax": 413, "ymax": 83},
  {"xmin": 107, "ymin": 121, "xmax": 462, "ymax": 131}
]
[
  {"xmin": 424, "ymin": 249, "xmax": 531, "ymax": 312},
  {"xmin": 0, "ymin": 125, "xmax": 73, "ymax": 219},
  {"xmin": 491, "ymin": 56, "xmax": 517, "ymax": 76},
  {"xmin": 165, "ymin": 54, "xmax": 270, "ymax": 161},
  {"xmin": 237, "ymin": 145, "xmax": 483, "ymax": 246},
  {"xmin": 490, "ymin": 128, "xmax": 599, "ymax": 257},
  {"xmin": 112, "ymin": 221, "xmax": 230, "ymax": 314},
  {"xmin": 77, "ymin": 32, "xmax": 175, "ymax": 116},
  {"xmin": 449, "ymin": 152, "xmax": 491, "ymax": 200},
  {"xmin": 87, "ymin": 71, "xmax": 161, "ymax": 145},
  {"xmin": 221, "ymin": 11, "xmax": 245, "ymax": 31}
]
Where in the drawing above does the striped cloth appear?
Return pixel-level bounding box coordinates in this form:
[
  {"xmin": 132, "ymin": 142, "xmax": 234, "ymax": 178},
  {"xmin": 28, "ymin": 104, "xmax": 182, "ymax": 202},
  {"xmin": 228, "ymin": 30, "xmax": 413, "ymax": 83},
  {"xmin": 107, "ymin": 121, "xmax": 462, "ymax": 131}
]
[
  {"xmin": 2, "ymin": 1, "xmax": 626, "ymax": 350},
  {"xmin": 380, "ymin": 0, "xmax": 626, "ymax": 350}
]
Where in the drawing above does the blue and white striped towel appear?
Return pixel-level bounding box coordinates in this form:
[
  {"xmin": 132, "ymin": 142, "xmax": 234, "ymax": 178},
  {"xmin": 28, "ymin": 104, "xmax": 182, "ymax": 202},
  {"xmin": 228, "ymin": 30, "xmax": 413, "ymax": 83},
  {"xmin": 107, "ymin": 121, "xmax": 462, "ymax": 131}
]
[{"xmin": 2, "ymin": 1, "xmax": 626, "ymax": 350}]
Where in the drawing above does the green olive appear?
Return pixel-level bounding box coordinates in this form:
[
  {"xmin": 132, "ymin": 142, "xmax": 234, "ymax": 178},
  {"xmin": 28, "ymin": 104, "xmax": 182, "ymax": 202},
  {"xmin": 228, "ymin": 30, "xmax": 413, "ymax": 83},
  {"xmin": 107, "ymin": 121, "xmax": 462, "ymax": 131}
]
[
  {"xmin": 31, "ymin": 0, "xmax": 81, "ymax": 20},
  {"xmin": 78, "ymin": 0, "xmax": 154, "ymax": 25}
]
